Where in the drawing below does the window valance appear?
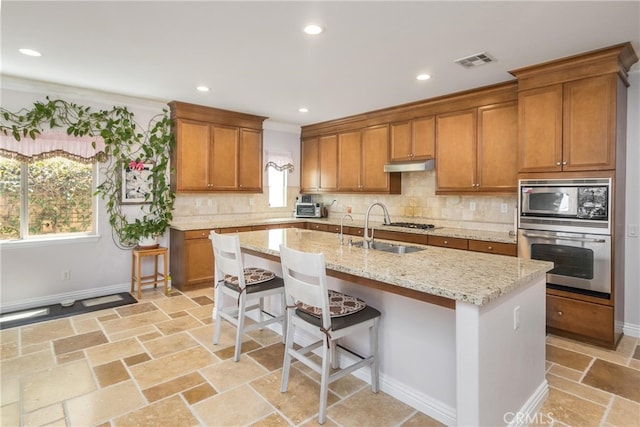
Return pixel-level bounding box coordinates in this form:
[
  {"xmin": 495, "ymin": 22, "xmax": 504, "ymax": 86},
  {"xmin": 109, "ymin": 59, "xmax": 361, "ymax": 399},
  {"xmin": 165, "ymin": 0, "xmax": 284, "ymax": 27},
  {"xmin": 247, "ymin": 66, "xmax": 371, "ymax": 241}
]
[
  {"xmin": 264, "ymin": 151, "xmax": 294, "ymax": 173},
  {"xmin": 0, "ymin": 131, "xmax": 107, "ymax": 164}
]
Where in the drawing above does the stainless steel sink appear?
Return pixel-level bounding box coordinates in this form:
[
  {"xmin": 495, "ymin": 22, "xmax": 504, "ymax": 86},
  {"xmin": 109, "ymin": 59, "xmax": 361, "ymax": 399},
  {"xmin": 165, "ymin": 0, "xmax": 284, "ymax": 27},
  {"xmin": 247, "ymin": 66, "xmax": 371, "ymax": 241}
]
[{"xmin": 351, "ymin": 241, "xmax": 426, "ymax": 254}]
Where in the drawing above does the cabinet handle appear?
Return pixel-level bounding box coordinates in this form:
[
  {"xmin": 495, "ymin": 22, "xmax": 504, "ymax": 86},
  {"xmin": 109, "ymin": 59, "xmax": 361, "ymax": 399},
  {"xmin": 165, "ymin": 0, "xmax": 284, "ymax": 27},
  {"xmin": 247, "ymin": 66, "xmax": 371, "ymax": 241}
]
[
  {"xmin": 557, "ymin": 311, "xmax": 563, "ymax": 316},
  {"xmin": 556, "ymin": 162, "xmax": 561, "ymax": 166},
  {"xmin": 487, "ymin": 246, "xmax": 493, "ymax": 251},
  {"xmin": 562, "ymin": 162, "xmax": 567, "ymax": 165},
  {"xmin": 444, "ymin": 240, "xmax": 448, "ymax": 245}
]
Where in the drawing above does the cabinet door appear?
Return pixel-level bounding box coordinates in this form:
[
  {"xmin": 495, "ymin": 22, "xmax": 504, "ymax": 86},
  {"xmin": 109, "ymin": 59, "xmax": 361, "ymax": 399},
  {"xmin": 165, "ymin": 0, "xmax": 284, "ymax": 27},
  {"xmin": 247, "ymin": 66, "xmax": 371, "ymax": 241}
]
[
  {"xmin": 361, "ymin": 125, "xmax": 390, "ymax": 191},
  {"xmin": 477, "ymin": 102, "xmax": 518, "ymax": 192},
  {"xmin": 211, "ymin": 125, "xmax": 239, "ymax": 190},
  {"xmin": 563, "ymin": 74, "xmax": 616, "ymax": 171},
  {"xmin": 411, "ymin": 116, "xmax": 435, "ymax": 159},
  {"xmin": 436, "ymin": 109, "xmax": 476, "ymax": 192},
  {"xmin": 301, "ymin": 137, "xmax": 319, "ymax": 192},
  {"xmin": 518, "ymin": 85, "xmax": 563, "ymax": 172},
  {"xmin": 239, "ymin": 128, "xmax": 262, "ymax": 191},
  {"xmin": 390, "ymin": 121, "xmax": 412, "ymax": 161},
  {"xmin": 319, "ymin": 134, "xmax": 339, "ymax": 191},
  {"xmin": 184, "ymin": 237, "xmax": 214, "ymax": 286},
  {"xmin": 338, "ymin": 130, "xmax": 362, "ymax": 191},
  {"xmin": 175, "ymin": 119, "xmax": 212, "ymax": 191}
]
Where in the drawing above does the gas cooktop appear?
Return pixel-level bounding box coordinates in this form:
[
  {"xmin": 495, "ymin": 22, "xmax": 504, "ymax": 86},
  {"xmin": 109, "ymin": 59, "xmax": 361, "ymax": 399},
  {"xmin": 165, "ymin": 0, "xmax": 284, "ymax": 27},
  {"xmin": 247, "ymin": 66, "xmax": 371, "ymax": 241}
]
[{"xmin": 384, "ymin": 222, "xmax": 435, "ymax": 230}]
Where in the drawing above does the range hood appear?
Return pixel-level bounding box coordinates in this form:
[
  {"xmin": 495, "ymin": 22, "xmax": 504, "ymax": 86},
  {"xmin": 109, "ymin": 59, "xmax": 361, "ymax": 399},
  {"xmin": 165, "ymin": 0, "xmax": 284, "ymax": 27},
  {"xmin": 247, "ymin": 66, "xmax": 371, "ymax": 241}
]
[{"xmin": 383, "ymin": 158, "xmax": 435, "ymax": 173}]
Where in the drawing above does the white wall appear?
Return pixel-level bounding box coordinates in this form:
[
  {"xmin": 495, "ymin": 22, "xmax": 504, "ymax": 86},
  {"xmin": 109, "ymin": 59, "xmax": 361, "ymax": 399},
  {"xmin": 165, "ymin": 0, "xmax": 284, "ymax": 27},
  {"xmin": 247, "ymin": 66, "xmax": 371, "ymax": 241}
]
[{"xmin": 624, "ymin": 70, "xmax": 640, "ymax": 332}]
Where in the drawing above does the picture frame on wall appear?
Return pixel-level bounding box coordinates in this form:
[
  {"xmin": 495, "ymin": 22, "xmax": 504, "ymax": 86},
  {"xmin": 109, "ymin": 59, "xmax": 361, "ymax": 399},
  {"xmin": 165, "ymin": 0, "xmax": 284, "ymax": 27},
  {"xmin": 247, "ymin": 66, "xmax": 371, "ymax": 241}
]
[{"xmin": 121, "ymin": 162, "xmax": 153, "ymax": 204}]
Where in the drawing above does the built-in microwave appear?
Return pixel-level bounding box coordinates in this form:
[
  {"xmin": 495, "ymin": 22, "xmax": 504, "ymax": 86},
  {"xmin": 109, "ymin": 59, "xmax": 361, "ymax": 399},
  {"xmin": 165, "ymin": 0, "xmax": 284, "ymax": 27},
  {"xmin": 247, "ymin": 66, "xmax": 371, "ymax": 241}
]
[
  {"xmin": 518, "ymin": 178, "xmax": 611, "ymax": 234},
  {"xmin": 295, "ymin": 202, "xmax": 322, "ymax": 218}
]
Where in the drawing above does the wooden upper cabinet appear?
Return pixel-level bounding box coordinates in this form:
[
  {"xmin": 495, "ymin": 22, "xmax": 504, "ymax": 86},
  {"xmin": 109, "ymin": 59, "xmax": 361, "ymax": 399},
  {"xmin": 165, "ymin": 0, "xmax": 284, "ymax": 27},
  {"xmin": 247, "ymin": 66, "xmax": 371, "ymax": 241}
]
[
  {"xmin": 517, "ymin": 85, "xmax": 563, "ymax": 173},
  {"xmin": 362, "ymin": 125, "xmax": 392, "ymax": 192},
  {"xmin": 174, "ymin": 119, "xmax": 213, "ymax": 191},
  {"xmin": 338, "ymin": 130, "xmax": 362, "ymax": 191},
  {"xmin": 477, "ymin": 102, "xmax": 518, "ymax": 192},
  {"xmin": 562, "ymin": 74, "xmax": 617, "ymax": 171},
  {"xmin": 436, "ymin": 109, "xmax": 477, "ymax": 192},
  {"xmin": 390, "ymin": 116, "xmax": 435, "ymax": 161},
  {"xmin": 169, "ymin": 101, "xmax": 266, "ymax": 193},
  {"xmin": 436, "ymin": 102, "xmax": 517, "ymax": 194},
  {"xmin": 301, "ymin": 137, "xmax": 319, "ymax": 191},
  {"xmin": 300, "ymin": 135, "xmax": 338, "ymax": 193},
  {"xmin": 211, "ymin": 125, "xmax": 239, "ymax": 190},
  {"xmin": 519, "ymin": 75, "xmax": 617, "ymax": 173},
  {"xmin": 238, "ymin": 128, "xmax": 262, "ymax": 191}
]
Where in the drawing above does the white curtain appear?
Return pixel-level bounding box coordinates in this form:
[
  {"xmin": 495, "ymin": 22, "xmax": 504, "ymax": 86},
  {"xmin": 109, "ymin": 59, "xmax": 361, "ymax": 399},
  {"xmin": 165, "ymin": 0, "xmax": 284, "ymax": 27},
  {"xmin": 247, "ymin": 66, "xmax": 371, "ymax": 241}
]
[
  {"xmin": 0, "ymin": 131, "xmax": 106, "ymax": 164},
  {"xmin": 264, "ymin": 150, "xmax": 294, "ymax": 172}
]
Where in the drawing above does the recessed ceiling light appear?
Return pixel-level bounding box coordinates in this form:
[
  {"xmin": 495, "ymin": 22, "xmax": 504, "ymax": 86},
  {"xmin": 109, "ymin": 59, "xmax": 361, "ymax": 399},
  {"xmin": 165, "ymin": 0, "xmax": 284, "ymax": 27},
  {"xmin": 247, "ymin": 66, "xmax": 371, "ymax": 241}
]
[
  {"xmin": 303, "ymin": 24, "xmax": 323, "ymax": 35},
  {"xmin": 298, "ymin": 107, "xmax": 309, "ymax": 113},
  {"xmin": 196, "ymin": 86, "xmax": 210, "ymax": 92},
  {"xmin": 416, "ymin": 74, "xmax": 431, "ymax": 81},
  {"xmin": 19, "ymin": 48, "xmax": 41, "ymax": 57}
]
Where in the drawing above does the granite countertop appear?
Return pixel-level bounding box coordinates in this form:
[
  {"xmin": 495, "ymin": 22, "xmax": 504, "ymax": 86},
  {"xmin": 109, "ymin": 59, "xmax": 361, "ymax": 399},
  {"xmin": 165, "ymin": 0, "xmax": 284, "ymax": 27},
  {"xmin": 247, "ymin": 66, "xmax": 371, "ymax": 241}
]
[
  {"xmin": 171, "ymin": 217, "xmax": 517, "ymax": 244},
  {"xmin": 237, "ymin": 228, "xmax": 552, "ymax": 306}
]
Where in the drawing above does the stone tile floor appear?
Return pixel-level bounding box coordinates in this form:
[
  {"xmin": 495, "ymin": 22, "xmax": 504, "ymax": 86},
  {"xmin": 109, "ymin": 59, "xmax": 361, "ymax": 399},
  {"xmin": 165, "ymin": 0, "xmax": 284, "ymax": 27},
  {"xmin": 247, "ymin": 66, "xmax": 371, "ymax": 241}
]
[{"xmin": 1, "ymin": 286, "xmax": 638, "ymax": 426}]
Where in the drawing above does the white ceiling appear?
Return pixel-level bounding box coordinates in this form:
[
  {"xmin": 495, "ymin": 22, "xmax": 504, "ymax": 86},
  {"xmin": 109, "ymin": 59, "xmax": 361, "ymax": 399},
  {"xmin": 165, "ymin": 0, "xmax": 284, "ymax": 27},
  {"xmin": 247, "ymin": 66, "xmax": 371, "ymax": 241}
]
[{"xmin": 2, "ymin": 1, "xmax": 639, "ymax": 127}]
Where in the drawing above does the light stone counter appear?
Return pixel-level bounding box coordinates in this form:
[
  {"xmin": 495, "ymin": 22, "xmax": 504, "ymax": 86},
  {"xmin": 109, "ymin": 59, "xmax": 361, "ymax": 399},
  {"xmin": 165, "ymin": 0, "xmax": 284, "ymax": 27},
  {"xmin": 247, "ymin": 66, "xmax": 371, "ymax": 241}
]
[
  {"xmin": 171, "ymin": 216, "xmax": 516, "ymax": 244},
  {"xmin": 236, "ymin": 228, "xmax": 550, "ymax": 306}
]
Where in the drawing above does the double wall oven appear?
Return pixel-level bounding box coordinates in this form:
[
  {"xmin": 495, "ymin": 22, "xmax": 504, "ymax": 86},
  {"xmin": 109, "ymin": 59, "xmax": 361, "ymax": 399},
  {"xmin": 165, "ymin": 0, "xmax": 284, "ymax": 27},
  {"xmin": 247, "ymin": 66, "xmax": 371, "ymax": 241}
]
[{"xmin": 517, "ymin": 178, "xmax": 612, "ymax": 299}]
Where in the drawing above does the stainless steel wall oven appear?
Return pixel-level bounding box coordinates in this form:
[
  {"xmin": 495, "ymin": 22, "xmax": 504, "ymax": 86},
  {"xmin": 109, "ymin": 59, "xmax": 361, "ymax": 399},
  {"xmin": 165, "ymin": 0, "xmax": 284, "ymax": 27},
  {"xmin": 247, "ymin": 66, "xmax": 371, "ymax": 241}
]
[{"xmin": 517, "ymin": 178, "xmax": 612, "ymax": 299}]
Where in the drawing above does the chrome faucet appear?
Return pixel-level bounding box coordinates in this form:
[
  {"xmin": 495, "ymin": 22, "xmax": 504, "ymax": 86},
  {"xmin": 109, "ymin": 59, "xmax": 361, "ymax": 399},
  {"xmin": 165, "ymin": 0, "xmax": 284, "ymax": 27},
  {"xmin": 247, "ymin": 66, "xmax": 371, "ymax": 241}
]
[
  {"xmin": 339, "ymin": 214, "xmax": 353, "ymax": 245},
  {"xmin": 363, "ymin": 202, "xmax": 391, "ymax": 249}
]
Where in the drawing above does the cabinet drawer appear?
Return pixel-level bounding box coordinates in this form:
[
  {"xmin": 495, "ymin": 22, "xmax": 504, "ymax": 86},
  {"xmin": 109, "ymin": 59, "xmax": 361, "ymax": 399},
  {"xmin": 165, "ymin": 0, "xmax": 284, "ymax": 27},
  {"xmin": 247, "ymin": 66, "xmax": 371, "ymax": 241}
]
[
  {"xmin": 184, "ymin": 229, "xmax": 213, "ymax": 239},
  {"xmin": 546, "ymin": 295, "xmax": 613, "ymax": 342},
  {"xmin": 347, "ymin": 226, "xmax": 364, "ymax": 236},
  {"xmin": 428, "ymin": 235, "xmax": 468, "ymax": 250},
  {"xmin": 468, "ymin": 240, "xmax": 516, "ymax": 256},
  {"xmin": 326, "ymin": 224, "xmax": 340, "ymax": 233},
  {"xmin": 307, "ymin": 223, "xmax": 328, "ymax": 231},
  {"xmin": 219, "ymin": 226, "xmax": 253, "ymax": 234}
]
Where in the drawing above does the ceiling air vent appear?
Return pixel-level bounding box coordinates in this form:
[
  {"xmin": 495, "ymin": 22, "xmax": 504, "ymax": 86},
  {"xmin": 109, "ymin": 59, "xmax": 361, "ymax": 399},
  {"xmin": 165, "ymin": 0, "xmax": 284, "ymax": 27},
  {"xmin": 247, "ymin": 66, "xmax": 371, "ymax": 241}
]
[{"xmin": 454, "ymin": 52, "xmax": 496, "ymax": 68}]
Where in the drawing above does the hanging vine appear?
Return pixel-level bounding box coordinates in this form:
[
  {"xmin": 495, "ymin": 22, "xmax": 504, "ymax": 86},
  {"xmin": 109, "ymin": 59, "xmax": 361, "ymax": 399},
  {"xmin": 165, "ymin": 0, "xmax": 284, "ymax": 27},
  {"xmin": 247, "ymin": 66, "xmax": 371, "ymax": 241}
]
[{"xmin": 0, "ymin": 97, "xmax": 175, "ymax": 249}]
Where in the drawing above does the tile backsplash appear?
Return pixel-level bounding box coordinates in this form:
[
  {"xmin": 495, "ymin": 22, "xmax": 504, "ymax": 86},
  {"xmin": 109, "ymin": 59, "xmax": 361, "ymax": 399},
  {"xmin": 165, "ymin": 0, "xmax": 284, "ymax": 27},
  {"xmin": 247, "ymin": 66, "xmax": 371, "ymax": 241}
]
[{"xmin": 172, "ymin": 171, "xmax": 517, "ymax": 233}]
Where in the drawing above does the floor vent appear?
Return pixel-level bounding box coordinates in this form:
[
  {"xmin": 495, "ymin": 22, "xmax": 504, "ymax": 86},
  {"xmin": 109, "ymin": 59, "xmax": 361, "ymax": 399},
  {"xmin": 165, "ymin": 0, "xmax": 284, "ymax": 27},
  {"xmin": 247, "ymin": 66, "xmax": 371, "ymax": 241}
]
[{"xmin": 454, "ymin": 52, "xmax": 496, "ymax": 68}]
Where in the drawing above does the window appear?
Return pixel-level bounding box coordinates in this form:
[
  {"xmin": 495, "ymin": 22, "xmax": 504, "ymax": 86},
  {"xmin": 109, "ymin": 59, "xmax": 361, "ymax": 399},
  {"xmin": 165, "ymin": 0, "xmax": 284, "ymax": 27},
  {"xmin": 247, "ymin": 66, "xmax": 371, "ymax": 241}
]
[
  {"xmin": 0, "ymin": 132, "xmax": 104, "ymax": 241},
  {"xmin": 267, "ymin": 166, "xmax": 287, "ymax": 208},
  {"xmin": 265, "ymin": 151, "xmax": 294, "ymax": 209}
]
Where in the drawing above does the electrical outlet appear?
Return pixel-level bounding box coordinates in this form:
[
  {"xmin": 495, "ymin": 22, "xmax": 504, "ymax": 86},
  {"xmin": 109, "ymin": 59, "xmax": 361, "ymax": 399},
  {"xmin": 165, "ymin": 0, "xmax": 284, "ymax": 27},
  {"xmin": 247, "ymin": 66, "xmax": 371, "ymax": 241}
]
[
  {"xmin": 629, "ymin": 224, "xmax": 638, "ymax": 237},
  {"xmin": 469, "ymin": 202, "xmax": 476, "ymax": 211},
  {"xmin": 513, "ymin": 306, "xmax": 520, "ymax": 330},
  {"xmin": 62, "ymin": 270, "xmax": 70, "ymax": 280},
  {"xmin": 249, "ymin": 198, "xmax": 254, "ymax": 206},
  {"xmin": 501, "ymin": 203, "xmax": 508, "ymax": 213}
]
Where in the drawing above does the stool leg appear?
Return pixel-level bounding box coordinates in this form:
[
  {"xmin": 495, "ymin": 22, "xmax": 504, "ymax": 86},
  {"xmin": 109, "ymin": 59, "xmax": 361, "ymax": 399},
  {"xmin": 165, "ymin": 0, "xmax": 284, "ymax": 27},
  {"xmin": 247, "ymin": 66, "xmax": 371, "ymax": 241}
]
[
  {"xmin": 153, "ymin": 253, "xmax": 158, "ymax": 289},
  {"xmin": 137, "ymin": 254, "xmax": 142, "ymax": 300},
  {"xmin": 162, "ymin": 251, "xmax": 168, "ymax": 295},
  {"xmin": 370, "ymin": 317, "xmax": 380, "ymax": 393},
  {"xmin": 131, "ymin": 252, "xmax": 136, "ymax": 294}
]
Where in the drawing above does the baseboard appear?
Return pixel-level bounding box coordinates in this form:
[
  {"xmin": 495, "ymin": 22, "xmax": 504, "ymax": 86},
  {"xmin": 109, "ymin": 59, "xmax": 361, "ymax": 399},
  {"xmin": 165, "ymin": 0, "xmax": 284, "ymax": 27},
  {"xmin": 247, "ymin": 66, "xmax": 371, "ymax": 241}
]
[
  {"xmin": 259, "ymin": 315, "xmax": 456, "ymax": 426},
  {"xmin": 623, "ymin": 321, "xmax": 640, "ymax": 338},
  {"xmin": 0, "ymin": 282, "xmax": 132, "ymax": 314},
  {"xmin": 506, "ymin": 380, "xmax": 550, "ymax": 427}
]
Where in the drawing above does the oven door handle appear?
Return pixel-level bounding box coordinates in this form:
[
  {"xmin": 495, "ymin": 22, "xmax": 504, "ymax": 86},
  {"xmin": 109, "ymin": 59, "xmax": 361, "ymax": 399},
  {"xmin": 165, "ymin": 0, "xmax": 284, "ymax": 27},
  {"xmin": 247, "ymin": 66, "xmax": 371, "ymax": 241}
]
[{"xmin": 521, "ymin": 232, "xmax": 607, "ymax": 243}]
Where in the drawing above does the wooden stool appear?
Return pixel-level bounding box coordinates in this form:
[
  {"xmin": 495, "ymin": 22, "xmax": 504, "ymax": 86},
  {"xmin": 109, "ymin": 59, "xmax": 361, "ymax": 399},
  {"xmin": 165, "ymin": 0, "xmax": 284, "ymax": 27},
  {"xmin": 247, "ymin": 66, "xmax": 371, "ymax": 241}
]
[{"xmin": 131, "ymin": 246, "xmax": 168, "ymax": 299}]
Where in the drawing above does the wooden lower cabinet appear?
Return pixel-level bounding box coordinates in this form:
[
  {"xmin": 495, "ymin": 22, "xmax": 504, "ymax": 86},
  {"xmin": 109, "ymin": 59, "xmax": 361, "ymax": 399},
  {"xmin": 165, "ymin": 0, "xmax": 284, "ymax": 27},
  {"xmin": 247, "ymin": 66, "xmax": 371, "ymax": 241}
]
[
  {"xmin": 170, "ymin": 228, "xmax": 215, "ymax": 290},
  {"xmin": 546, "ymin": 294, "xmax": 615, "ymax": 348},
  {"xmin": 468, "ymin": 239, "xmax": 516, "ymax": 256}
]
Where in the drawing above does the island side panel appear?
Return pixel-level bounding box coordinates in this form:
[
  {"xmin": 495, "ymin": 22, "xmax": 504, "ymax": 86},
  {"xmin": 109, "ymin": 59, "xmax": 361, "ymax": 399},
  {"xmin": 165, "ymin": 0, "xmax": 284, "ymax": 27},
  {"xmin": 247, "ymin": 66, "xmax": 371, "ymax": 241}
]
[{"xmin": 456, "ymin": 276, "xmax": 547, "ymax": 426}]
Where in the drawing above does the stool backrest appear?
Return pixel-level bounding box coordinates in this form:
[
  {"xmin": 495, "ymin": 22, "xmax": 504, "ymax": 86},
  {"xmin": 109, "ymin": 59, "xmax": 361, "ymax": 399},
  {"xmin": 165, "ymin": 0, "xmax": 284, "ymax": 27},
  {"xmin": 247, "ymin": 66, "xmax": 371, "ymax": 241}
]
[
  {"xmin": 210, "ymin": 231, "xmax": 246, "ymax": 289},
  {"xmin": 279, "ymin": 244, "xmax": 331, "ymax": 329}
]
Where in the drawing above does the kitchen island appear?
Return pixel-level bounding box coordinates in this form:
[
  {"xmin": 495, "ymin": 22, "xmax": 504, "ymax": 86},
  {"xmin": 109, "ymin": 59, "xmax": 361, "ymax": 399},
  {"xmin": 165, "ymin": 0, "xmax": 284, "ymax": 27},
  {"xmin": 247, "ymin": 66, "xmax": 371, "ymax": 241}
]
[{"xmin": 232, "ymin": 228, "xmax": 552, "ymax": 426}]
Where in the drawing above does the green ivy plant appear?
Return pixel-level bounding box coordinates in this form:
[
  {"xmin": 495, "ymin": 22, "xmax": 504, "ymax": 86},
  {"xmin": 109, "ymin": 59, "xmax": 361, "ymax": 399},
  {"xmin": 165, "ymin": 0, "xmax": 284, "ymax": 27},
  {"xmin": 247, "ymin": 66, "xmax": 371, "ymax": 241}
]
[{"xmin": 0, "ymin": 97, "xmax": 175, "ymax": 249}]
